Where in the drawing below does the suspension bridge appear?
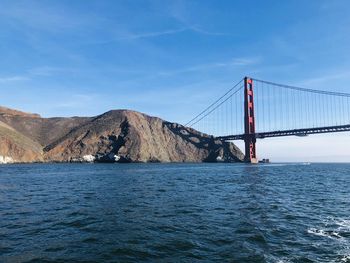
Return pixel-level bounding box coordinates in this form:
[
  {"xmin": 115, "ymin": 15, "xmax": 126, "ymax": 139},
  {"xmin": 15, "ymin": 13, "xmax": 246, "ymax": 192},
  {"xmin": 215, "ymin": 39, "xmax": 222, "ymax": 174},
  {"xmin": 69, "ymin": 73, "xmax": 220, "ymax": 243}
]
[{"xmin": 185, "ymin": 77, "xmax": 350, "ymax": 163}]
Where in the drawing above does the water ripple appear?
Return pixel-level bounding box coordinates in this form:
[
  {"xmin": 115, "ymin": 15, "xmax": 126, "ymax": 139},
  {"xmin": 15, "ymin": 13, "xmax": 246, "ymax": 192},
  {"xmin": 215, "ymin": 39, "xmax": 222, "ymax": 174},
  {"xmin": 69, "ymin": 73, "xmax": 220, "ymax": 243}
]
[{"xmin": 0, "ymin": 163, "xmax": 349, "ymax": 262}]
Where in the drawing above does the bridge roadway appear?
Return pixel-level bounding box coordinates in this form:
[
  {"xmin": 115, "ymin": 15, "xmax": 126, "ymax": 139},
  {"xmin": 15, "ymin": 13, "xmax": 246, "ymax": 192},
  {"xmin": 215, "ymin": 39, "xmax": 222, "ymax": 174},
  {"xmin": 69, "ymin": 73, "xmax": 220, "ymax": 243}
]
[{"xmin": 217, "ymin": 124, "xmax": 350, "ymax": 141}]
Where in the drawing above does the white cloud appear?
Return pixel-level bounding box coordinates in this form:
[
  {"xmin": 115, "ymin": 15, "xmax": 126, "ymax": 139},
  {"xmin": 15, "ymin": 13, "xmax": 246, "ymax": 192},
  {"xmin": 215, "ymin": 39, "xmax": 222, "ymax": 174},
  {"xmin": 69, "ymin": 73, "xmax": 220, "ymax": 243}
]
[
  {"xmin": 297, "ymin": 70, "xmax": 350, "ymax": 88},
  {"xmin": 0, "ymin": 2, "xmax": 100, "ymax": 33},
  {"xmin": 166, "ymin": 1, "xmax": 232, "ymax": 37},
  {"xmin": 102, "ymin": 25, "xmax": 230, "ymax": 43},
  {"xmin": 0, "ymin": 76, "xmax": 29, "ymax": 83},
  {"xmin": 53, "ymin": 94, "xmax": 99, "ymax": 109},
  {"xmin": 157, "ymin": 57, "xmax": 261, "ymax": 76},
  {"xmin": 118, "ymin": 28, "xmax": 188, "ymax": 40},
  {"xmin": 188, "ymin": 25, "xmax": 233, "ymax": 36}
]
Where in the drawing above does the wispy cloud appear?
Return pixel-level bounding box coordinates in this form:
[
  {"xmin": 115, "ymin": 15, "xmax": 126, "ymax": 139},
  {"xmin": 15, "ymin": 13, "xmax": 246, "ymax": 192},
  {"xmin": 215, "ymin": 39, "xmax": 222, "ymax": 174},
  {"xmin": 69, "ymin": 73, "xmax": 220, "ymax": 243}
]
[
  {"xmin": 0, "ymin": 76, "xmax": 29, "ymax": 83},
  {"xmin": 53, "ymin": 94, "xmax": 99, "ymax": 109},
  {"xmin": 104, "ymin": 25, "xmax": 229, "ymax": 43},
  {"xmin": 0, "ymin": 1, "xmax": 100, "ymax": 33},
  {"xmin": 113, "ymin": 1, "xmax": 232, "ymax": 41},
  {"xmin": 296, "ymin": 70, "xmax": 350, "ymax": 89},
  {"xmin": 157, "ymin": 57, "xmax": 261, "ymax": 76},
  {"xmin": 22, "ymin": 56, "xmax": 260, "ymax": 80},
  {"xmin": 166, "ymin": 1, "xmax": 232, "ymax": 37},
  {"xmin": 118, "ymin": 28, "xmax": 188, "ymax": 40},
  {"xmin": 188, "ymin": 25, "xmax": 233, "ymax": 36},
  {"xmin": 27, "ymin": 66, "xmax": 81, "ymax": 77}
]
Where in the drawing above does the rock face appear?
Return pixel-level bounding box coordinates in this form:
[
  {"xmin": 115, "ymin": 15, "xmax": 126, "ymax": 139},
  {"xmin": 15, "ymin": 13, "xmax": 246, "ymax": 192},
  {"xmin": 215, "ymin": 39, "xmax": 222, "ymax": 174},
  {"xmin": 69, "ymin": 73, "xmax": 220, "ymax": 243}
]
[
  {"xmin": 0, "ymin": 107, "xmax": 244, "ymax": 163},
  {"xmin": 0, "ymin": 121, "xmax": 43, "ymax": 163}
]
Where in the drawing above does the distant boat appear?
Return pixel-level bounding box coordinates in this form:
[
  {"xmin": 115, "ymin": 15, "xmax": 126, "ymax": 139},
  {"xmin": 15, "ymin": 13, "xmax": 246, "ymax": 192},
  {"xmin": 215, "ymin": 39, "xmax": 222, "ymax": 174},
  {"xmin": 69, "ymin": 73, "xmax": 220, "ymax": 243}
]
[{"xmin": 259, "ymin": 158, "xmax": 270, "ymax": 163}]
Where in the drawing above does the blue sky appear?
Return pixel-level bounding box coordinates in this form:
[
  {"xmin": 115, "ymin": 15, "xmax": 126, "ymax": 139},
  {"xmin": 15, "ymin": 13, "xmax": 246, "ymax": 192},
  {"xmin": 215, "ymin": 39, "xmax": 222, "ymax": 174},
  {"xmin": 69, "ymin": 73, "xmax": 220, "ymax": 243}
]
[{"xmin": 1, "ymin": 0, "xmax": 350, "ymax": 161}]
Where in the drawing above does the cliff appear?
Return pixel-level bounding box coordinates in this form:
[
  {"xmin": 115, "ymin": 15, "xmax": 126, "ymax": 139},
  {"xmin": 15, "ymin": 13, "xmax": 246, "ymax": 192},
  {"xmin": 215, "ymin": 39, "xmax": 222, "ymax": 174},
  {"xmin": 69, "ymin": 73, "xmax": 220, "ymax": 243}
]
[{"xmin": 0, "ymin": 107, "xmax": 244, "ymax": 163}]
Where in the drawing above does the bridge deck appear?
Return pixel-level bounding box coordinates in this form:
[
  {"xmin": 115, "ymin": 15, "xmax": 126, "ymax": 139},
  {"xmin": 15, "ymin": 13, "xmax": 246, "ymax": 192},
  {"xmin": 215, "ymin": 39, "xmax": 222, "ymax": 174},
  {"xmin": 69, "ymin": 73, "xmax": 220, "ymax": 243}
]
[{"xmin": 218, "ymin": 124, "xmax": 350, "ymax": 141}]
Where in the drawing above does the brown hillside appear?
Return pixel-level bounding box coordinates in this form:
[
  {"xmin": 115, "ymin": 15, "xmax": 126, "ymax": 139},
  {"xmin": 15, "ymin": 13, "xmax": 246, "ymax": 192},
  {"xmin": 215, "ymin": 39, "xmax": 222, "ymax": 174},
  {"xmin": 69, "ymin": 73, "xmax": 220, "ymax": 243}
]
[
  {"xmin": 0, "ymin": 107, "xmax": 244, "ymax": 163},
  {"xmin": 0, "ymin": 121, "xmax": 43, "ymax": 162}
]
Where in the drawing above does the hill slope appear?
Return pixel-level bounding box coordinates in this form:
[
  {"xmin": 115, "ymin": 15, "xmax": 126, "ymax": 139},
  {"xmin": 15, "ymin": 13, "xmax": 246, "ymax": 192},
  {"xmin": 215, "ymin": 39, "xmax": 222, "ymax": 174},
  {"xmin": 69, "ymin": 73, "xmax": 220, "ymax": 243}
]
[
  {"xmin": 0, "ymin": 107, "xmax": 91, "ymax": 146},
  {"xmin": 0, "ymin": 121, "xmax": 43, "ymax": 163},
  {"xmin": 0, "ymin": 107, "xmax": 244, "ymax": 163}
]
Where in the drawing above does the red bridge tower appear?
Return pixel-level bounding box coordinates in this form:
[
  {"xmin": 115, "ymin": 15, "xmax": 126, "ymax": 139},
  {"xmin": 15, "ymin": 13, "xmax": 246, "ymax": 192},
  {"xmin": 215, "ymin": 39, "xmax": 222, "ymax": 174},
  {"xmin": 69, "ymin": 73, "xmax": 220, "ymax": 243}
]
[{"xmin": 244, "ymin": 77, "xmax": 258, "ymax": 163}]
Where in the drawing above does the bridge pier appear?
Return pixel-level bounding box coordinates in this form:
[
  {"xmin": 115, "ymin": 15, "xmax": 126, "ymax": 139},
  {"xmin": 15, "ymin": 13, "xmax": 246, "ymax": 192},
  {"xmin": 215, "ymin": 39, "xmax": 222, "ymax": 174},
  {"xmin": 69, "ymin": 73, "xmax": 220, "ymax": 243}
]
[
  {"xmin": 244, "ymin": 135, "xmax": 258, "ymax": 163},
  {"xmin": 244, "ymin": 77, "xmax": 258, "ymax": 163}
]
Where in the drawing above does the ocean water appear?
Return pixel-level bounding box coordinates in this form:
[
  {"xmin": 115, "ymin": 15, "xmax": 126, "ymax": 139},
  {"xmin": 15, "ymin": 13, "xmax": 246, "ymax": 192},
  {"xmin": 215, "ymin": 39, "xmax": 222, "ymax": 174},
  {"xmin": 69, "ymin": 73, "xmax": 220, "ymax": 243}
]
[{"xmin": 0, "ymin": 163, "xmax": 349, "ymax": 263}]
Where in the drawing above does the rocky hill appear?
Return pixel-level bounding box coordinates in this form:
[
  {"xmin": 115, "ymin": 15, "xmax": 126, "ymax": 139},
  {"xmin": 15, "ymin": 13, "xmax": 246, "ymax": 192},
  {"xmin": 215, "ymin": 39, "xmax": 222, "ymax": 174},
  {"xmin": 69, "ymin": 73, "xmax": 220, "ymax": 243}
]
[
  {"xmin": 0, "ymin": 120, "xmax": 43, "ymax": 163},
  {"xmin": 0, "ymin": 107, "xmax": 244, "ymax": 163}
]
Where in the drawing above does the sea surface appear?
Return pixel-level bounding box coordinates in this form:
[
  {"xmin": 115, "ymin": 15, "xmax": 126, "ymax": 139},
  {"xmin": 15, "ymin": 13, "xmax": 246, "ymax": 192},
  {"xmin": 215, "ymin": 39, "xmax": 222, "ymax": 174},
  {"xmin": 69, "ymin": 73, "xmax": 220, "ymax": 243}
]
[{"xmin": 0, "ymin": 163, "xmax": 350, "ymax": 263}]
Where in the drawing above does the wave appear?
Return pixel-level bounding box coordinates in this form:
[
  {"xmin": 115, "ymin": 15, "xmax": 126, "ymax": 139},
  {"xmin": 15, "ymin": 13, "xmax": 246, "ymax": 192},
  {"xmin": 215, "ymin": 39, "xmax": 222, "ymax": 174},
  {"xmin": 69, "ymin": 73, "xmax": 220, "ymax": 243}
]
[{"xmin": 307, "ymin": 228, "xmax": 342, "ymax": 239}]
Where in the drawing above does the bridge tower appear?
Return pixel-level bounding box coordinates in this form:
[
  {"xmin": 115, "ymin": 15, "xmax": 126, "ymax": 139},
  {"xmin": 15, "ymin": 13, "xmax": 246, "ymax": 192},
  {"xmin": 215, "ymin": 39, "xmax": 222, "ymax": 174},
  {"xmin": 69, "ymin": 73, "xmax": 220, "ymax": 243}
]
[{"xmin": 244, "ymin": 77, "xmax": 258, "ymax": 163}]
